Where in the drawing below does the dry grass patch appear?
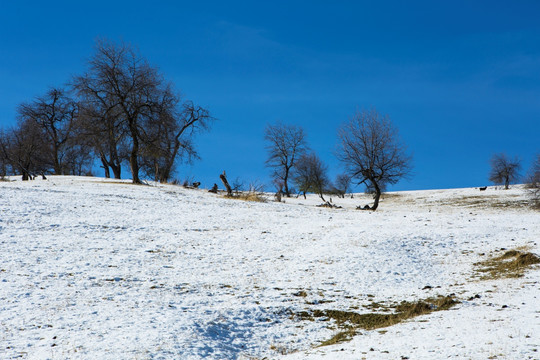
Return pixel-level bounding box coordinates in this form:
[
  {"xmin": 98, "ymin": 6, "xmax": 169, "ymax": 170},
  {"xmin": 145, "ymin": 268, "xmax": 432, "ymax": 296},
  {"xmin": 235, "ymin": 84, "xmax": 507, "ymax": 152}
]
[
  {"xmin": 293, "ymin": 295, "xmax": 459, "ymax": 347},
  {"xmin": 474, "ymin": 249, "xmax": 540, "ymax": 279},
  {"xmin": 222, "ymin": 189, "xmax": 266, "ymax": 202},
  {"xmin": 233, "ymin": 192, "xmax": 266, "ymax": 202}
]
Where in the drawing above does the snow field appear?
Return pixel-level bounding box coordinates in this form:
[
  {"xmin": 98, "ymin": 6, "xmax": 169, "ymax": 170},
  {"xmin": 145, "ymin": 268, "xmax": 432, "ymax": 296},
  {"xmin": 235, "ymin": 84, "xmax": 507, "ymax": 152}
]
[{"xmin": 0, "ymin": 176, "xmax": 538, "ymax": 359}]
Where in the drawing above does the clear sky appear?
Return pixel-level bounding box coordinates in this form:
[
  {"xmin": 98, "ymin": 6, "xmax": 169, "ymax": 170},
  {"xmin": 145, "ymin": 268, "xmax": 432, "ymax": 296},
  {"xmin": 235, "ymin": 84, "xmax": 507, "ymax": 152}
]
[{"xmin": 1, "ymin": 1, "xmax": 539, "ymax": 191}]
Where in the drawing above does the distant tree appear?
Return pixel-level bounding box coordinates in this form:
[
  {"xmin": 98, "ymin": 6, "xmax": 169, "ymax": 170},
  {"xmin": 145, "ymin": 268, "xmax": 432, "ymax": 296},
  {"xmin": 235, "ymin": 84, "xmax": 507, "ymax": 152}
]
[
  {"xmin": 294, "ymin": 152, "xmax": 331, "ymax": 201},
  {"xmin": 337, "ymin": 108, "xmax": 412, "ymax": 211},
  {"xmin": 17, "ymin": 88, "xmax": 77, "ymax": 175},
  {"xmin": 334, "ymin": 173, "xmax": 352, "ymax": 198},
  {"xmin": 0, "ymin": 119, "xmax": 48, "ymax": 180},
  {"xmin": 526, "ymin": 154, "xmax": 540, "ymax": 208},
  {"xmin": 488, "ymin": 153, "xmax": 521, "ymax": 190},
  {"xmin": 140, "ymin": 96, "xmax": 213, "ymax": 183},
  {"xmin": 264, "ymin": 122, "xmax": 308, "ymax": 197},
  {"xmin": 528, "ymin": 154, "xmax": 540, "ymax": 185}
]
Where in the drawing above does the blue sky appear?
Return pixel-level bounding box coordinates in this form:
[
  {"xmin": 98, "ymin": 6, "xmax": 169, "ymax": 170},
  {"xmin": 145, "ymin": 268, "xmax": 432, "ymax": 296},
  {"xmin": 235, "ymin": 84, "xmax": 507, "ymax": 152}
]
[{"xmin": 1, "ymin": 1, "xmax": 539, "ymax": 190}]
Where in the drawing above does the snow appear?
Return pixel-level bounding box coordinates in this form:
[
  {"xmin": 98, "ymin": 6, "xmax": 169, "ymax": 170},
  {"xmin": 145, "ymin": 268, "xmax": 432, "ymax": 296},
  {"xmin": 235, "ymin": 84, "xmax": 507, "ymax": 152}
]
[{"xmin": 0, "ymin": 176, "xmax": 538, "ymax": 359}]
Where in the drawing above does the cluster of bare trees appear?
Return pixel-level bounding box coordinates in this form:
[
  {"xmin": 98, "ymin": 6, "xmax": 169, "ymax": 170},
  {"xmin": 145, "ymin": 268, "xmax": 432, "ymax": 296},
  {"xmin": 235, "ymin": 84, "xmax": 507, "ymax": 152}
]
[
  {"xmin": 0, "ymin": 39, "xmax": 212, "ymax": 184},
  {"xmin": 264, "ymin": 108, "xmax": 540, "ymax": 211},
  {"xmin": 0, "ymin": 88, "xmax": 82, "ymax": 180},
  {"xmin": 264, "ymin": 108, "xmax": 412, "ymax": 210}
]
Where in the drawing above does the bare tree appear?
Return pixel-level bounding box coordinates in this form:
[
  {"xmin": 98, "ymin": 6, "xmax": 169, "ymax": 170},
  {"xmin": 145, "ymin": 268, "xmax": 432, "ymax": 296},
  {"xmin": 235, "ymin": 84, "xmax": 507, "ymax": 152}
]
[
  {"xmin": 74, "ymin": 39, "xmax": 165, "ymax": 184},
  {"xmin": 0, "ymin": 119, "xmax": 48, "ymax": 180},
  {"xmin": 489, "ymin": 153, "xmax": 521, "ymax": 190},
  {"xmin": 526, "ymin": 154, "xmax": 540, "ymax": 208},
  {"xmin": 140, "ymin": 94, "xmax": 212, "ymax": 183},
  {"xmin": 293, "ymin": 152, "xmax": 331, "ymax": 201},
  {"xmin": 264, "ymin": 122, "xmax": 308, "ymax": 197},
  {"xmin": 337, "ymin": 109, "xmax": 412, "ymax": 211},
  {"xmin": 334, "ymin": 173, "xmax": 352, "ymax": 198},
  {"xmin": 17, "ymin": 88, "xmax": 77, "ymax": 175}
]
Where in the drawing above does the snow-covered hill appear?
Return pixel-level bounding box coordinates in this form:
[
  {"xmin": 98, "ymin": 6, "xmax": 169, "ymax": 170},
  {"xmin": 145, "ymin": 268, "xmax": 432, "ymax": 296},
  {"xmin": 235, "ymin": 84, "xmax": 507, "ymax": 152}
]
[{"xmin": 0, "ymin": 176, "xmax": 538, "ymax": 359}]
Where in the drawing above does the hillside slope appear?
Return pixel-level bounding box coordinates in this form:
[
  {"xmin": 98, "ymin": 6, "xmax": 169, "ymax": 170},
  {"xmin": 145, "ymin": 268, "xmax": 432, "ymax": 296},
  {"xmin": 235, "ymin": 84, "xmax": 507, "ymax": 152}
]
[{"xmin": 0, "ymin": 176, "xmax": 538, "ymax": 359}]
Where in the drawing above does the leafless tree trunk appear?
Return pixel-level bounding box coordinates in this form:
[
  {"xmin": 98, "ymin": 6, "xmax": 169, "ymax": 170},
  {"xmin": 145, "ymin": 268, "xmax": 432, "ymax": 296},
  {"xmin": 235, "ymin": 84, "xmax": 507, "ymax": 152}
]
[
  {"xmin": 220, "ymin": 171, "xmax": 233, "ymax": 197},
  {"xmin": 128, "ymin": 121, "xmax": 142, "ymax": 184},
  {"xmin": 73, "ymin": 76, "xmax": 127, "ymax": 180},
  {"xmin": 100, "ymin": 155, "xmax": 111, "ymax": 178},
  {"xmin": 337, "ymin": 108, "xmax": 412, "ymax": 211}
]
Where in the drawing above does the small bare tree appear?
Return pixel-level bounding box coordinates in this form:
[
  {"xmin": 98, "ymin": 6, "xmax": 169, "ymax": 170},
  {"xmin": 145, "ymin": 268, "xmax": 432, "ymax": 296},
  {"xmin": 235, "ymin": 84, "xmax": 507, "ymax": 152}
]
[
  {"xmin": 526, "ymin": 154, "xmax": 540, "ymax": 208},
  {"xmin": 273, "ymin": 179, "xmax": 284, "ymax": 202},
  {"xmin": 294, "ymin": 152, "xmax": 331, "ymax": 201},
  {"xmin": 489, "ymin": 153, "xmax": 521, "ymax": 190},
  {"xmin": 264, "ymin": 122, "xmax": 308, "ymax": 197},
  {"xmin": 230, "ymin": 177, "xmax": 245, "ymax": 195},
  {"xmin": 334, "ymin": 173, "xmax": 351, "ymax": 198},
  {"xmin": 337, "ymin": 109, "xmax": 412, "ymax": 211}
]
